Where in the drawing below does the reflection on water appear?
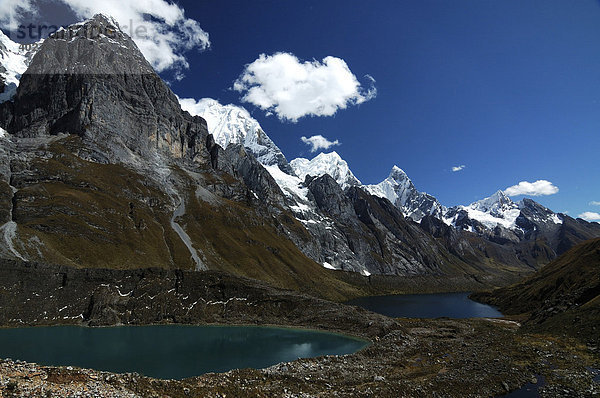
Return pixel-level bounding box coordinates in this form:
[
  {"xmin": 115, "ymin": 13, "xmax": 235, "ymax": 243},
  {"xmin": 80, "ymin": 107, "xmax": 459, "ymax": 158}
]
[
  {"xmin": 499, "ymin": 375, "xmax": 545, "ymax": 397},
  {"xmin": 0, "ymin": 325, "xmax": 367, "ymax": 379},
  {"xmin": 587, "ymin": 367, "xmax": 600, "ymax": 383},
  {"xmin": 346, "ymin": 292, "xmax": 502, "ymax": 319}
]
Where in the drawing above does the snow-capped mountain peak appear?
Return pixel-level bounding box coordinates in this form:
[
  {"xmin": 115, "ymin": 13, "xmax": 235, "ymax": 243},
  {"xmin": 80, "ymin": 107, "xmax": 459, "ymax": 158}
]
[
  {"xmin": 0, "ymin": 31, "xmax": 37, "ymax": 103},
  {"xmin": 178, "ymin": 97, "xmax": 291, "ymax": 172},
  {"xmin": 471, "ymin": 190, "xmax": 515, "ymax": 215},
  {"xmin": 364, "ymin": 165, "xmax": 445, "ymax": 222},
  {"xmin": 290, "ymin": 151, "xmax": 362, "ymax": 189},
  {"xmin": 445, "ymin": 190, "xmax": 521, "ymax": 230},
  {"xmin": 443, "ymin": 189, "xmax": 564, "ymax": 234},
  {"xmin": 389, "ymin": 165, "xmax": 410, "ymax": 180}
]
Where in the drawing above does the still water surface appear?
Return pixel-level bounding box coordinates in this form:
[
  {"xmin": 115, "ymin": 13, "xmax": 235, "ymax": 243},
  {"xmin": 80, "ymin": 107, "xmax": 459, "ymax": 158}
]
[
  {"xmin": 346, "ymin": 292, "xmax": 502, "ymax": 318},
  {"xmin": 0, "ymin": 325, "xmax": 367, "ymax": 379}
]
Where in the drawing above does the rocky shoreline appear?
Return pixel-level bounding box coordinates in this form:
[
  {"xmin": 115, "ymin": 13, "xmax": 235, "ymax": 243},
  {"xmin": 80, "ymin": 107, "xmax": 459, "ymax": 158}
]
[
  {"xmin": 0, "ymin": 318, "xmax": 598, "ymax": 397},
  {"xmin": 0, "ymin": 260, "xmax": 598, "ymax": 397}
]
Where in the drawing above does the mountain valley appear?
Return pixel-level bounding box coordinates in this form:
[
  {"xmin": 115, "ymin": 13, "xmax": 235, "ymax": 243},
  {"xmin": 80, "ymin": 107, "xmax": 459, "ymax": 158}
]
[{"xmin": 0, "ymin": 13, "xmax": 598, "ymax": 398}]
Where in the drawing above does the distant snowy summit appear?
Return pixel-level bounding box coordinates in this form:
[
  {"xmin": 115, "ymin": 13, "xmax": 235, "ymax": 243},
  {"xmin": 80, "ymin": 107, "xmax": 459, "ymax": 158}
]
[
  {"xmin": 444, "ymin": 190, "xmax": 562, "ymax": 234},
  {"xmin": 364, "ymin": 166, "xmax": 446, "ymax": 222},
  {"xmin": 176, "ymin": 96, "xmax": 566, "ymax": 238},
  {"xmin": 290, "ymin": 151, "xmax": 361, "ymax": 189}
]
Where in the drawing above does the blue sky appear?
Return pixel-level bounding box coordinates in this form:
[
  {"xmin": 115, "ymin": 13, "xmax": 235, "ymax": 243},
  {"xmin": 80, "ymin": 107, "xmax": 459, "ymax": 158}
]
[
  {"xmin": 3, "ymin": 0, "xmax": 600, "ymax": 218},
  {"xmin": 169, "ymin": 0, "xmax": 600, "ymax": 217}
]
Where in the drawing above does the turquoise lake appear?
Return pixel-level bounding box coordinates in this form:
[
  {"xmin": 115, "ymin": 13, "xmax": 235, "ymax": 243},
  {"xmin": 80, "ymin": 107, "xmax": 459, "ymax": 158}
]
[{"xmin": 0, "ymin": 325, "xmax": 367, "ymax": 379}]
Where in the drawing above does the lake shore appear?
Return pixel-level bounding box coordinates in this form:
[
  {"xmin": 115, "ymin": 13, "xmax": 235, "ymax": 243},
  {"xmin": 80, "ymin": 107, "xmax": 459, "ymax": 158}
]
[
  {"xmin": 0, "ymin": 261, "xmax": 598, "ymax": 397},
  {"xmin": 0, "ymin": 318, "xmax": 597, "ymax": 397}
]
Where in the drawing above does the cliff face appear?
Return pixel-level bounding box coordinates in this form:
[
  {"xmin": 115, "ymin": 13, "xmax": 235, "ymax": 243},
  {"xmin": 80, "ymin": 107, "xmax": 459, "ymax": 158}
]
[{"xmin": 2, "ymin": 15, "xmax": 209, "ymax": 166}]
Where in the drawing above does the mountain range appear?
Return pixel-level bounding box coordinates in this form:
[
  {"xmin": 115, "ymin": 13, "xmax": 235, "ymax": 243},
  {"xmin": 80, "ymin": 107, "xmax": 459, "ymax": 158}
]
[{"xmin": 0, "ymin": 15, "xmax": 599, "ymax": 298}]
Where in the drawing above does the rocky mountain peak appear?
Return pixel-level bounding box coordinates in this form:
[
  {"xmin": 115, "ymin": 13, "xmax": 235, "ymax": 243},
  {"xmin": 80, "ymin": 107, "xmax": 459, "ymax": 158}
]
[
  {"xmin": 471, "ymin": 190, "xmax": 515, "ymax": 214},
  {"xmin": 1, "ymin": 15, "xmax": 208, "ymax": 164},
  {"xmin": 388, "ymin": 165, "xmax": 410, "ymax": 181},
  {"xmin": 364, "ymin": 165, "xmax": 445, "ymax": 222},
  {"xmin": 23, "ymin": 14, "xmax": 152, "ymax": 77}
]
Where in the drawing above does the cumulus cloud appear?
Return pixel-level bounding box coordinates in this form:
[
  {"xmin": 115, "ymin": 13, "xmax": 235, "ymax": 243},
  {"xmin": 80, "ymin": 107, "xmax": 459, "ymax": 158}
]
[
  {"xmin": 178, "ymin": 96, "xmax": 215, "ymax": 116},
  {"xmin": 233, "ymin": 52, "xmax": 376, "ymax": 122},
  {"xmin": 504, "ymin": 180, "xmax": 559, "ymax": 197},
  {"xmin": 578, "ymin": 212, "xmax": 600, "ymax": 222},
  {"xmin": 0, "ymin": 0, "xmax": 34, "ymax": 30},
  {"xmin": 0, "ymin": 0, "xmax": 210, "ymax": 74},
  {"xmin": 589, "ymin": 201, "xmax": 600, "ymax": 206},
  {"xmin": 452, "ymin": 165, "xmax": 466, "ymax": 172},
  {"xmin": 301, "ymin": 135, "xmax": 341, "ymax": 152}
]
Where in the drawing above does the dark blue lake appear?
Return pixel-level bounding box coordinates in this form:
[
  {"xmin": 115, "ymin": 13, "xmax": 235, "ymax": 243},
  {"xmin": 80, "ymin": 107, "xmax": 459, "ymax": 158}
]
[
  {"xmin": 346, "ymin": 292, "xmax": 502, "ymax": 319},
  {"xmin": 0, "ymin": 325, "xmax": 367, "ymax": 379}
]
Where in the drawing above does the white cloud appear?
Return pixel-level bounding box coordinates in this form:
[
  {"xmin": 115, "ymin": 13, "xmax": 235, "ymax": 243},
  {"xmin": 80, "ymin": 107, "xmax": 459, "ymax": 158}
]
[
  {"xmin": 504, "ymin": 180, "xmax": 559, "ymax": 197},
  {"xmin": 0, "ymin": 0, "xmax": 210, "ymax": 74},
  {"xmin": 0, "ymin": 0, "xmax": 34, "ymax": 30},
  {"xmin": 178, "ymin": 96, "xmax": 215, "ymax": 116},
  {"xmin": 233, "ymin": 52, "xmax": 376, "ymax": 122},
  {"xmin": 452, "ymin": 165, "xmax": 466, "ymax": 172},
  {"xmin": 578, "ymin": 212, "xmax": 600, "ymax": 222},
  {"xmin": 589, "ymin": 201, "xmax": 600, "ymax": 206},
  {"xmin": 301, "ymin": 135, "xmax": 341, "ymax": 152}
]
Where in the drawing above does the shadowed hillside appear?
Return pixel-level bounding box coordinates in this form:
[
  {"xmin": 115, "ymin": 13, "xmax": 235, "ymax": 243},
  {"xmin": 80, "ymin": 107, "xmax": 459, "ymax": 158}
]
[{"xmin": 473, "ymin": 238, "xmax": 600, "ymax": 345}]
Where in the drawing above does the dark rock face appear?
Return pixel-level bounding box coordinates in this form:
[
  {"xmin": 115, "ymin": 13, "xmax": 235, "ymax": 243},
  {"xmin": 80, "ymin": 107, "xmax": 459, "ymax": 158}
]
[
  {"xmin": 557, "ymin": 216, "xmax": 600, "ymax": 255},
  {"xmin": 299, "ymin": 175, "xmax": 472, "ymax": 276},
  {"xmin": 252, "ymin": 127, "xmax": 295, "ymax": 175},
  {"xmin": 2, "ymin": 15, "xmax": 209, "ymax": 164},
  {"xmin": 307, "ymin": 174, "xmax": 355, "ymax": 219},
  {"xmin": 211, "ymin": 143, "xmax": 286, "ymax": 206},
  {"xmin": 0, "ymin": 39, "xmax": 6, "ymax": 95},
  {"xmin": 516, "ymin": 199, "xmax": 561, "ymax": 241},
  {"xmin": 0, "ymin": 260, "xmax": 398, "ymax": 339},
  {"xmin": 0, "ymin": 68, "xmax": 5, "ymax": 95}
]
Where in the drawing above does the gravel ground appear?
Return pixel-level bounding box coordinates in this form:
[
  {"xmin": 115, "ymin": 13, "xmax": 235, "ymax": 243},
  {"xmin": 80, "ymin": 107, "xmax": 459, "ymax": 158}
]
[{"xmin": 0, "ymin": 318, "xmax": 598, "ymax": 397}]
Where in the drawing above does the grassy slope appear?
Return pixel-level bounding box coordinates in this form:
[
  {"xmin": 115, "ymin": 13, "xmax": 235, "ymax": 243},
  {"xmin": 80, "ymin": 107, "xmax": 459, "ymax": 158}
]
[
  {"xmin": 472, "ymin": 238, "xmax": 600, "ymax": 344},
  {"xmin": 12, "ymin": 138, "xmax": 192, "ymax": 270},
  {"xmin": 7, "ymin": 137, "xmax": 369, "ymax": 301},
  {"xmin": 6, "ymin": 136, "xmax": 547, "ymax": 302}
]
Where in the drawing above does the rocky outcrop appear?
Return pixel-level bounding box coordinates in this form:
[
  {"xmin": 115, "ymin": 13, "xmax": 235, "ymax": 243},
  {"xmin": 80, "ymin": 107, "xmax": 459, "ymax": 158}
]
[
  {"xmin": 299, "ymin": 174, "xmax": 472, "ymax": 275},
  {"xmin": 0, "ymin": 259, "xmax": 398, "ymax": 338},
  {"xmin": 2, "ymin": 15, "xmax": 209, "ymax": 166}
]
